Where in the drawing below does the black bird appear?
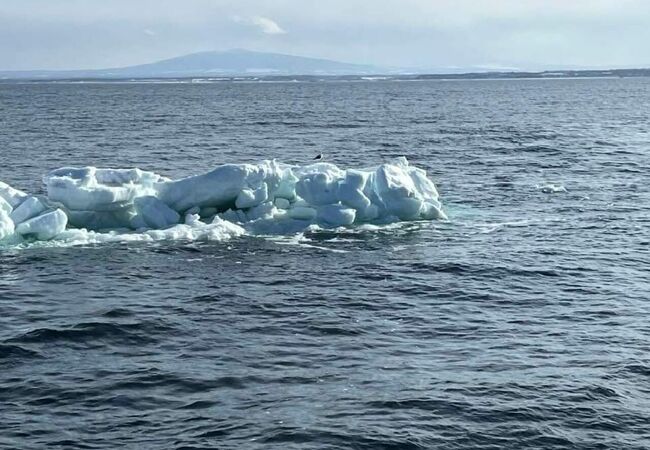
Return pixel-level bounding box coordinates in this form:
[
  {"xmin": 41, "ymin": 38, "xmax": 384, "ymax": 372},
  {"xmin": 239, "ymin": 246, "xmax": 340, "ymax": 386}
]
[{"xmin": 313, "ymin": 153, "xmax": 323, "ymax": 161}]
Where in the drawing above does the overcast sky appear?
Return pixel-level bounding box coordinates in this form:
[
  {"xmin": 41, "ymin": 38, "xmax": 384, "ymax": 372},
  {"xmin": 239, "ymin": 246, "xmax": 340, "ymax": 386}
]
[{"xmin": 2, "ymin": 0, "xmax": 650, "ymax": 71}]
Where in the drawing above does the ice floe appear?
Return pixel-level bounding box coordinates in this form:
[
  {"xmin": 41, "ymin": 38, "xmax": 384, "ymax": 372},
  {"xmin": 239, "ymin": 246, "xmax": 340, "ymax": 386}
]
[{"xmin": 0, "ymin": 157, "xmax": 446, "ymax": 246}]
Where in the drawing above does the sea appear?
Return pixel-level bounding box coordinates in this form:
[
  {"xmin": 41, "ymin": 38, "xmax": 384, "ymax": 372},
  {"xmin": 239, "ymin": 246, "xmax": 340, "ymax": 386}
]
[{"xmin": 1, "ymin": 78, "xmax": 649, "ymax": 449}]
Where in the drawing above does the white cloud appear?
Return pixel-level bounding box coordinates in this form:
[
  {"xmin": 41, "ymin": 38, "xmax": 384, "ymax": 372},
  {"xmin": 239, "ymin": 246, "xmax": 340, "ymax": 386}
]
[
  {"xmin": 251, "ymin": 16, "xmax": 286, "ymax": 34},
  {"xmin": 232, "ymin": 15, "xmax": 286, "ymax": 35},
  {"xmin": 143, "ymin": 28, "xmax": 156, "ymax": 36}
]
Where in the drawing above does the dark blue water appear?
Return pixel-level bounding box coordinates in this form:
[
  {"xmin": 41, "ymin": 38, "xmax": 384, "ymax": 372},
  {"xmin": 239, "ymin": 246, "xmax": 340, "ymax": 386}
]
[{"xmin": 1, "ymin": 79, "xmax": 649, "ymax": 449}]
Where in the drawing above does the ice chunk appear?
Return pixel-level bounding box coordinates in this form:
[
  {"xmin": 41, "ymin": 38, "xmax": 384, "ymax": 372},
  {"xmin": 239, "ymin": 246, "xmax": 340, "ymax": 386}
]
[
  {"xmin": 296, "ymin": 162, "xmax": 345, "ymax": 179},
  {"xmin": 338, "ymin": 170, "xmax": 371, "ymax": 211},
  {"xmin": 274, "ymin": 197, "xmax": 290, "ymax": 209},
  {"xmin": 274, "ymin": 169, "xmax": 298, "ymax": 200},
  {"xmin": 0, "ymin": 210, "xmax": 15, "ymax": 240},
  {"xmin": 246, "ymin": 202, "xmax": 276, "ymax": 221},
  {"xmin": 318, "ymin": 204, "xmax": 356, "ymax": 226},
  {"xmin": 342, "ymin": 169, "xmax": 367, "ymax": 190},
  {"xmin": 288, "ymin": 206, "xmax": 317, "ymax": 221},
  {"xmin": 408, "ymin": 166, "xmax": 440, "ymax": 199},
  {"xmin": 66, "ymin": 209, "xmax": 136, "ymax": 231},
  {"xmin": 421, "ymin": 201, "xmax": 447, "ymax": 220},
  {"xmin": 296, "ymin": 172, "xmax": 340, "ymax": 205},
  {"xmin": 235, "ymin": 182, "xmax": 268, "ymax": 209},
  {"xmin": 219, "ymin": 208, "xmax": 248, "ymax": 224},
  {"xmin": 44, "ymin": 167, "xmax": 165, "ymax": 212},
  {"xmin": 10, "ymin": 197, "xmax": 47, "ymax": 225},
  {"xmin": 375, "ymin": 162, "xmax": 424, "ymax": 220},
  {"xmin": 0, "ymin": 196, "xmax": 12, "ymax": 216},
  {"xmin": 157, "ymin": 161, "xmax": 282, "ymax": 212},
  {"xmin": 357, "ymin": 203, "xmax": 380, "ymax": 222},
  {"xmin": 132, "ymin": 196, "xmax": 180, "ymax": 229},
  {"xmin": 184, "ymin": 213, "xmax": 201, "ymax": 225},
  {"xmin": 15, "ymin": 209, "xmax": 67, "ymax": 240},
  {"xmin": 0, "ymin": 181, "xmax": 27, "ymax": 209}
]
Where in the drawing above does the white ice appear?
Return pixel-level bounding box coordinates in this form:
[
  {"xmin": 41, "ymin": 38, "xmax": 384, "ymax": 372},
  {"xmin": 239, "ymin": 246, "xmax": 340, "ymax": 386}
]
[
  {"xmin": 15, "ymin": 209, "xmax": 68, "ymax": 240},
  {"xmin": 0, "ymin": 157, "xmax": 446, "ymax": 246},
  {"xmin": 10, "ymin": 196, "xmax": 47, "ymax": 225},
  {"xmin": 0, "ymin": 181, "xmax": 28, "ymax": 209},
  {"xmin": 0, "ymin": 210, "xmax": 15, "ymax": 241}
]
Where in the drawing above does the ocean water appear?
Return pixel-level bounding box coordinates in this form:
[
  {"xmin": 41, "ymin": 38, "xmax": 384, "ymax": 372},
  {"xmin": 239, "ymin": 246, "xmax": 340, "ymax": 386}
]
[{"xmin": 1, "ymin": 79, "xmax": 649, "ymax": 449}]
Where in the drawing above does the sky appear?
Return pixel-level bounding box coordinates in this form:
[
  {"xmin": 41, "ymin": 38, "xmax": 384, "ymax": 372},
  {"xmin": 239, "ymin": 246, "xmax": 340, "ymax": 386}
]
[{"xmin": 2, "ymin": 0, "xmax": 650, "ymax": 71}]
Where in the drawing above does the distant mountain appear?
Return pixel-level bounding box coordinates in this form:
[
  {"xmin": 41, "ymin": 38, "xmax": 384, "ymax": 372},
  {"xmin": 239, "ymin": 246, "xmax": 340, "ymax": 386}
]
[
  {"xmin": 3, "ymin": 50, "xmax": 650, "ymax": 81},
  {"xmin": 0, "ymin": 49, "xmax": 382, "ymax": 80}
]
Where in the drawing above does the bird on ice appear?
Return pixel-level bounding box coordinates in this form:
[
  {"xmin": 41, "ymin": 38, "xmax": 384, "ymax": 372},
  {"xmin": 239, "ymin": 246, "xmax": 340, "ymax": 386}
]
[{"xmin": 313, "ymin": 153, "xmax": 323, "ymax": 161}]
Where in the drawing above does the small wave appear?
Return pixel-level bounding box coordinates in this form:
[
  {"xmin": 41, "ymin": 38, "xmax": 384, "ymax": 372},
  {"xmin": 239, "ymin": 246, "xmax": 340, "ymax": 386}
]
[
  {"xmin": 100, "ymin": 308, "xmax": 135, "ymax": 318},
  {"xmin": 0, "ymin": 343, "xmax": 43, "ymax": 361},
  {"xmin": 571, "ymin": 385, "xmax": 622, "ymax": 401},
  {"xmin": 108, "ymin": 371, "xmax": 248, "ymax": 393},
  {"xmin": 622, "ymin": 363, "xmax": 650, "ymax": 377},
  {"xmin": 408, "ymin": 261, "xmax": 564, "ymax": 278},
  {"xmin": 178, "ymin": 399, "xmax": 219, "ymax": 410},
  {"xmin": 260, "ymin": 427, "xmax": 428, "ymax": 449},
  {"xmin": 7, "ymin": 320, "xmax": 175, "ymax": 346}
]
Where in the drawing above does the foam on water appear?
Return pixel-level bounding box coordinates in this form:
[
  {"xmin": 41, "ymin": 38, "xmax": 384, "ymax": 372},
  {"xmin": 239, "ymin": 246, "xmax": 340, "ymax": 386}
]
[
  {"xmin": 0, "ymin": 158, "xmax": 446, "ymax": 248},
  {"xmin": 537, "ymin": 183, "xmax": 568, "ymax": 193}
]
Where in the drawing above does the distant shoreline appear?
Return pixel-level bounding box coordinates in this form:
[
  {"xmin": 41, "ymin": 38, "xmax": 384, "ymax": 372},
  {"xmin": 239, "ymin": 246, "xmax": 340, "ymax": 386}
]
[
  {"xmin": 4, "ymin": 50, "xmax": 650, "ymax": 83},
  {"xmin": 1, "ymin": 69, "xmax": 649, "ymax": 84}
]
